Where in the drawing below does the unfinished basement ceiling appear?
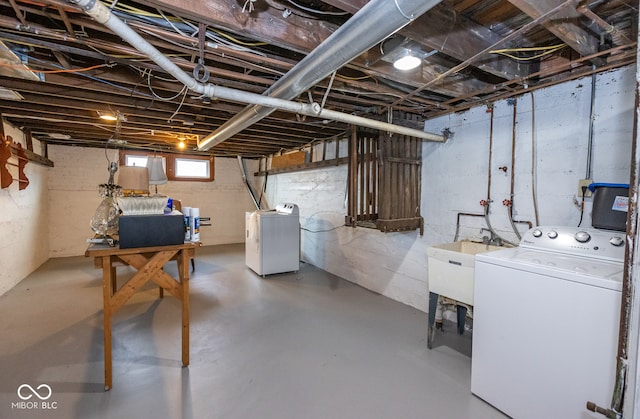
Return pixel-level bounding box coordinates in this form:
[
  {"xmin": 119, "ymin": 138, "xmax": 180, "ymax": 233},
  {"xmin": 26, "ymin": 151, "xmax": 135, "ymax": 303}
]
[{"xmin": 0, "ymin": 0, "xmax": 637, "ymax": 157}]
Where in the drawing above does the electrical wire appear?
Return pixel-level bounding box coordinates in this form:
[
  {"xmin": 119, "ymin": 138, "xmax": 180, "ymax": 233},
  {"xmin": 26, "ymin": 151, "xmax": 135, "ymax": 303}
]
[
  {"xmin": 0, "ymin": 62, "xmax": 111, "ymax": 74},
  {"xmin": 284, "ymin": 0, "xmax": 349, "ymax": 16},
  {"xmin": 577, "ymin": 187, "xmax": 586, "ymax": 227},
  {"xmin": 489, "ymin": 44, "xmax": 566, "ymax": 61},
  {"xmin": 26, "ymin": 56, "xmax": 155, "ymax": 98},
  {"xmin": 301, "ymin": 225, "xmax": 344, "ymax": 233},
  {"xmin": 146, "ymin": 69, "xmax": 187, "ymax": 101},
  {"xmin": 167, "ymin": 87, "xmax": 189, "ymax": 123}
]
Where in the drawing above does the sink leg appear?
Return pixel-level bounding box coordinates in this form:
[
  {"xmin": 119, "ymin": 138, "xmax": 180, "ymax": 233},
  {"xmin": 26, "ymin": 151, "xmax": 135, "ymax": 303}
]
[
  {"xmin": 428, "ymin": 292, "xmax": 439, "ymax": 349},
  {"xmin": 456, "ymin": 305, "xmax": 467, "ymax": 335}
]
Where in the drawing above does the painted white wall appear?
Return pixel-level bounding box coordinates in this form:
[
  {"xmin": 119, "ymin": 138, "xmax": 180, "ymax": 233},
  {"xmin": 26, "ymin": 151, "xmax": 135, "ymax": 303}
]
[
  {"xmin": 0, "ymin": 122, "xmax": 49, "ymax": 296},
  {"xmin": 48, "ymin": 146, "xmax": 257, "ymax": 257},
  {"xmin": 262, "ymin": 66, "xmax": 635, "ymax": 313}
]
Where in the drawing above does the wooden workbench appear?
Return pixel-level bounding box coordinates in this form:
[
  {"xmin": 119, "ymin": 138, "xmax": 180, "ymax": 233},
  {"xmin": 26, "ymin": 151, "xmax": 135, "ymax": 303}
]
[{"xmin": 85, "ymin": 241, "xmax": 198, "ymax": 390}]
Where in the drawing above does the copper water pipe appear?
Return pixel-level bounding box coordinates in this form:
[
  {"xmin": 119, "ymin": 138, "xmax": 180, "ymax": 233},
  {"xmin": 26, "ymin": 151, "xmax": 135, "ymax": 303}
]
[
  {"xmin": 507, "ymin": 100, "xmax": 534, "ymax": 235},
  {"xmin": 587, "ymin": 58, "xmax": 640, "ymax": 419}
]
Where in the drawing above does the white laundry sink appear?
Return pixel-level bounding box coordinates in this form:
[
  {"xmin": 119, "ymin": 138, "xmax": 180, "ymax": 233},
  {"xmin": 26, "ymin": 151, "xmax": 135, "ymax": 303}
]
[{"xmin": 427, "ymin": 241, "xmax": 504, "ymax": 305}]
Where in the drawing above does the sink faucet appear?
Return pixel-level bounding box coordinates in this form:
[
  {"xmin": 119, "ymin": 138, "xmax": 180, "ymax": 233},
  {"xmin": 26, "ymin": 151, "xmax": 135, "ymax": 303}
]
[{"xmin": 481, "ymin": 228, "xmax": 502, "ymax": 246}]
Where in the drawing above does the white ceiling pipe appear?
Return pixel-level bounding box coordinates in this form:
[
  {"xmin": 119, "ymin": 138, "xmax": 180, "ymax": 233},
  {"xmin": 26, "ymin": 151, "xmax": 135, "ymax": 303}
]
[
  {"xmin": 66, "ymin": 0, "xmax": 446, "ymax": 145},
  {"xmin": 197, "ymin": 0, "xmax": 444, "ymax": 150}
]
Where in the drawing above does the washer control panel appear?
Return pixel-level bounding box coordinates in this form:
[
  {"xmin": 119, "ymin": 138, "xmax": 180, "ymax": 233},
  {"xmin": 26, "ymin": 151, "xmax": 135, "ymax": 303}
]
[{"xmin": 519, "ymin": 226, "xmax": 625, "ymax": 262}]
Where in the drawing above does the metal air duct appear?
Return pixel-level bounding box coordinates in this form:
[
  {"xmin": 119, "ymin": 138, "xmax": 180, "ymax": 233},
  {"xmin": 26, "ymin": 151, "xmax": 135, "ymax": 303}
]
[
  {"xmin": 66, "ymin": 0, "xmax": 446, "ymax": 145},
  {"xmin": 197, "ymin": 0, "xmax": 443, "ymax": 150}
]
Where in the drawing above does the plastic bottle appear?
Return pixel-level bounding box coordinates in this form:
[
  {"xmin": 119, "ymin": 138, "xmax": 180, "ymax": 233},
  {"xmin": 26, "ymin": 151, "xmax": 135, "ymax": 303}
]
[
  {"xmin": 190, "ymin": 207, "xmax": 200, "ymax": 242},
  {"xmin": 183, "ymin": 207, "xmax": 191, "ymax": 241}
]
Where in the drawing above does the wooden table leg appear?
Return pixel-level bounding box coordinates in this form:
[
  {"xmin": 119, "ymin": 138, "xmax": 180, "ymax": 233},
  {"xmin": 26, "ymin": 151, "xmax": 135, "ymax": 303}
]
[
  {"xmin": 110, "ymin": 265, "xmax": 117, "ymax": 296},
  {"xmin": 179, "ymin": 249, "xmax": 190, "ymax": 367},
  {"xmin": 102, "ymin": 256, "xmax": 113, "ymax": 391}
]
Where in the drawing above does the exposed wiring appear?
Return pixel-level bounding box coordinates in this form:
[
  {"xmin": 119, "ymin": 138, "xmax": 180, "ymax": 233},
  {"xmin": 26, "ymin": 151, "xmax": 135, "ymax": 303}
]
[
  {"xmin": 156, "ymin": 8, "xmax": 193, "ymax": 38},
  {"xmin": 336, "ymin": 73, "xmax": 374, "ymax": 81},
  {"xmin": 578, "ymin": 187, "xmax": 587, "ymax": 227},
  {"xmin": 146, "ymin": 69, "xmax": 188, "ymax": 101},
  {"xmin": 301, "ymin": 225, "xmax": 344, "ymax": 233},
  {"xmin": 167, "ymin": 87, "xmax": 189, "ymax": 123},
  {"xmin": 0, "ymin": 62, "xmax": 111, "ymax": 74},
  {"xmin": 284, "ymin": 0, "xmax": 349, "ymax": 16},
  {"xmin": 26, "ymin": 56, "xmax": 156, "ymax": 98},
  {"xmin": 209, "ymin": 28, "xmax": 268, "ymax": 47},
  {"xmin": 242, "ymin": 0, "xmax": 257, "ymax": 14},
  {"xmin": 489, "ymin": 44, "xmax": 566, "ymax": 61}
]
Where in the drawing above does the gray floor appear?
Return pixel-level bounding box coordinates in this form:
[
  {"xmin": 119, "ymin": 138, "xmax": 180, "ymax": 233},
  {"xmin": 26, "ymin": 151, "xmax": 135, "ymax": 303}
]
[{"xmin": 0, "ymin": 244, "xmax": 506, "ymax": 419}]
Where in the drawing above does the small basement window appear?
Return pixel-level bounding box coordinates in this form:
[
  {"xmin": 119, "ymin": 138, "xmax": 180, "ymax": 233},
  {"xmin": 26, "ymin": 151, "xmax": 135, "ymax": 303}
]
[
  {"xmin": 175, "ymin": 158, "xmax": 210, "ymax": 179},
  {"xmin": 120, "ymin": 151, "xmax": 214, "ymax": 182}
]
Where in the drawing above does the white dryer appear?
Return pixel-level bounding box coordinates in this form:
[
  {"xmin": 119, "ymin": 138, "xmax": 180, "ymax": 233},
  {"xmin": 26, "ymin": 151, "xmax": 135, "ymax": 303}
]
[
  {"xmin": 245, "ymin": 203, "xmax": 300, "ymax": 276},
  {"xmin": 471, "ymin": 226, "xmax": 625, "ymax": 419}
]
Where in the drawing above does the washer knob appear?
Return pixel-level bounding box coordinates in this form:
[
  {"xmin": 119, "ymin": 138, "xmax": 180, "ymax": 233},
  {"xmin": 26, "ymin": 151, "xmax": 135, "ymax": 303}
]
[
  {"xmin": 532, "ymin": 229, "xmax": 543, "ymax": 238},
  {"xmin": 547, "ymin": 230, "xmax": 558, "ymax": 239},
  {"xmin": 610, "ymin": 236, "xmax": 624, "ymax": 247},
  {"xmin": 575, "ymin": 231, "xmax": 591, "ymax": 243}
]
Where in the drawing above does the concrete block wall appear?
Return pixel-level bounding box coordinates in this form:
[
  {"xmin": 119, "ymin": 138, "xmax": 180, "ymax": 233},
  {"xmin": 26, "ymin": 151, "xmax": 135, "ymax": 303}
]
[
  {"xmin": 262, "ymin": 65, "xmax": 635, "ymax": 313},
  {"xmin": 0, "ymin": 122, "xmax": 49, "ymax": 296},
  {"xmin": 48, "ymin": 146, "xmax": 257, "ymax": 257}
]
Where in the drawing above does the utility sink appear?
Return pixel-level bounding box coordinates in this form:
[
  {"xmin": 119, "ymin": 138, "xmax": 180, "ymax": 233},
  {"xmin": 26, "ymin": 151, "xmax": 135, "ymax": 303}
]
[{"xmin": 427, "ymin": 241, "xmax": 504, "ymax": 305}]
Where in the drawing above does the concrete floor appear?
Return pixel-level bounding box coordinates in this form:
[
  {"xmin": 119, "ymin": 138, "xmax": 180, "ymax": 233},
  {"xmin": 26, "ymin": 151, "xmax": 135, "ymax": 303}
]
[{"xmin": 0, "ymin": 244, "xmax": 506, "ymax": 419}]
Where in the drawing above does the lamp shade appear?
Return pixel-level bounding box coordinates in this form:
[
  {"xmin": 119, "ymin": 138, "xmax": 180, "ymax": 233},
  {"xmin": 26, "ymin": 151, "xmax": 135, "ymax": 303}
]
[
  {"xmin": 117, "ymin": 166, "xmax": 149, "ymax": 194},
  {"xmin": 147, "ymin": 156, "xmax": 168, "ymax": 185}
]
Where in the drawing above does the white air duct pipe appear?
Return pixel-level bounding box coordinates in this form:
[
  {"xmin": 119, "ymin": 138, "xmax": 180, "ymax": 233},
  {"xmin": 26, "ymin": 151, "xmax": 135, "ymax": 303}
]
[
  {"xmin": 197, "ymin": 0, "xmax": 444, "ymax": 150},
  {"xmin": 67, "ymin": 0, "xmax": 446, "ymax": 145}
]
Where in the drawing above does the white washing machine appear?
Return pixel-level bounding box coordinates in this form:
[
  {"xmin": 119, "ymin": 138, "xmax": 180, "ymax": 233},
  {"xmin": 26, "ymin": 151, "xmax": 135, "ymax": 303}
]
[
  {"xmin": 471, "ymin": 226, "xmax": 625, "ymax": 419},
  {"xmin": 245, "ymin": 203, "xmax": 300, "ymax": 276}
]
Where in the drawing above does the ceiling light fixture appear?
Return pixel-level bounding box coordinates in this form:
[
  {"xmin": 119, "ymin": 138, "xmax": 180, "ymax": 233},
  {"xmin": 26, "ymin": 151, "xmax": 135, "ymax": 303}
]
[
  {"xmin": 98, "ymin": 111, "xmax": 117, "ymax": 121},
  {"xmin": 98, "ymin": 111, "xmax": 126, "ymax": 122},
  {"xmin": 393, "ymin": 53, "xmax": 422, "ymax": 70},
  {"xmin": 375, "ymin": 36, "xmax": 435, "ymax": 71}
]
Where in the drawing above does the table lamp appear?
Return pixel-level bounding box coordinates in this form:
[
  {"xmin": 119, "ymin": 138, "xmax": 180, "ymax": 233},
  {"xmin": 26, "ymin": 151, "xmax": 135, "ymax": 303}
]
[
  {"xmin": 117, "ymin": 166, "xmax": 149, "ymax": 196},
  {"xmin": 147, "ymin": 156, "xmax": 167, "ymax": 194}
]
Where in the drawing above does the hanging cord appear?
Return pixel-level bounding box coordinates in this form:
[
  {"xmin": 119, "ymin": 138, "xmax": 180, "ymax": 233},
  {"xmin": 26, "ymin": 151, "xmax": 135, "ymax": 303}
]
[
  {"xmin": 577, "ymin": 187, "xmax": 586, "ymax": 227},
  {"xmin": 531, "ymin": 92, "xmax": 540, "ymax": 226}
]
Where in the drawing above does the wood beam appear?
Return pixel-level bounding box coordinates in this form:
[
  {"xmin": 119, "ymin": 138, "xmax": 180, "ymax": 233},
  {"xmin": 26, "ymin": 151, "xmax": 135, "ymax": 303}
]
[
  {"xmin": 320, "ymin": 0, "xmax": 527, "ymax": 80},
  {"xmin": 136, "ymin": 0, "xmax": 335, "ymax": 55},
  {"xmin": 507, "ymin": 0, "xmax": 602, "ymax": 63}
]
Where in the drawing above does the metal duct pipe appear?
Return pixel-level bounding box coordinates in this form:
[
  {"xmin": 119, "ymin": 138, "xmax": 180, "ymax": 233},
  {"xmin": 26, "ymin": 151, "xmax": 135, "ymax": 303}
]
[
  {"xmin": 66, "ymin": 0, "xmax": 446, "ymax": 144},
  {"xmin": 197, "ymin": 0, "xmax": 444, "ymax": 151}
]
